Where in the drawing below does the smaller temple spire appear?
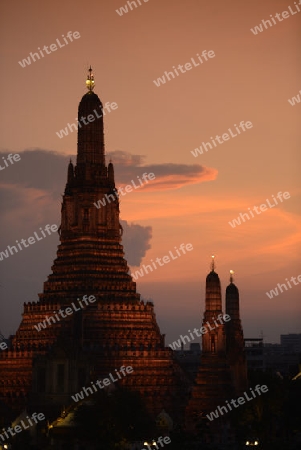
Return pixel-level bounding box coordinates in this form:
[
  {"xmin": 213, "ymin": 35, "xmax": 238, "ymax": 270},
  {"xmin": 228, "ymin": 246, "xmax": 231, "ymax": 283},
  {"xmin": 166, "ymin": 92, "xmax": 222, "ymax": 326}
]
[
  {"xmin": 67, "ymin": 159, "xmax": 74, "ymax": 184},
  {"xmin": 230, "ymin": 270, "xmax": 234, "ymax": 283},
  {"xmin": 210, "ymin": 255, "xmax": 215, "ymax": 272},
  {"xmin": 86, "ymin": 66, "xmax": 95, "ymax": 92}
]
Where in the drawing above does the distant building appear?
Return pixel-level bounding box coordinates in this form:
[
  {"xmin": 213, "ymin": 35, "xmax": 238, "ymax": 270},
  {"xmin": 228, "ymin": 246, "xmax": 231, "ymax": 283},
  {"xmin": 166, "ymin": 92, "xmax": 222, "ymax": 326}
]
[
  {"xmin": 244, "ymin": 336, "xmax": 301, "ymax": 376},
  {"xmin": 173, "ymin": 343, "xmax": 201, "ymax": 382},
  {"xmin": 244, "ymin": 338, "xmax": 264, "ymax": 371},
  {"xmin": 281, "ymin": 334, "xmax": 301, "ymax": 353}
]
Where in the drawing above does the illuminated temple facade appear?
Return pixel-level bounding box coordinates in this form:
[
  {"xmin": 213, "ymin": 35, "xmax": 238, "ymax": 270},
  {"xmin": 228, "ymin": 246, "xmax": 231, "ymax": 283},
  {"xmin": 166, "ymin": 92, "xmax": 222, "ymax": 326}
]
[
  {"xmin": 186, "ymin": 259, "xmax": 247, "ymax": 432},
  {"xmin": 0, "ymin": 70, "xmax": 247, "ymax": 434},
  {"xmin": 0, "ymin": 69, "xmax": 187, "ymax": 420}
]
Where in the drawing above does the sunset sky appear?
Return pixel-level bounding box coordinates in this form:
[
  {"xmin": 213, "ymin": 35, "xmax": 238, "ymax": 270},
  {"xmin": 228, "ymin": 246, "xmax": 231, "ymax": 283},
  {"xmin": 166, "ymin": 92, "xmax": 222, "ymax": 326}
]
[{"xmin": 0, "ymin": 0, "xmax": 300, "ymax": 344}]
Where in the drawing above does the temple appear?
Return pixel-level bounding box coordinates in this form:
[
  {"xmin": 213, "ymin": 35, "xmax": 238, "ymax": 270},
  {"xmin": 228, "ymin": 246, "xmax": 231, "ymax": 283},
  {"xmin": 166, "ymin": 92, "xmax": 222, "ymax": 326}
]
[
  {"xmin": 0, "ymin": 70, "xmax": 247, "ymax": 442},
  {"xmin": 0, "ymin": 68, "xmax": 187, "ymax": 422},
  {"xmin": 186, "ymin": 257, "xmax": 247, "ymax": 436}
]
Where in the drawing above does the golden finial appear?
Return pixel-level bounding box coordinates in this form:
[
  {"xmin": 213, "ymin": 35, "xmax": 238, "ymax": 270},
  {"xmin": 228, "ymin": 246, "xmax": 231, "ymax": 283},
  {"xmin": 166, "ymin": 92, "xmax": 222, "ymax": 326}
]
[
  {"xmin": 230, "ymin": 270, "xmax": 234, "ymax": 283},
  {"xmin": 86, "ymin": 66, "xmax": 95, "ymax": 91},
  {"xmin": 211, "ymin": 255, "xmax": 215, "ymax": 272}
]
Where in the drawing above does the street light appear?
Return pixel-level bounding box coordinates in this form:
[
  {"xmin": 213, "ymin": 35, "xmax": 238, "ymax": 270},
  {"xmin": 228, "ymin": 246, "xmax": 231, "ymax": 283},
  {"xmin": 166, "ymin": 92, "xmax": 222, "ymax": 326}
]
[
  {"xmin": 245, "ymin": 440, "xmax": 259, "ymax": 446},
  {"xmin": 143, "ymin": 441, "xmax": 158, "ymax": 449}
]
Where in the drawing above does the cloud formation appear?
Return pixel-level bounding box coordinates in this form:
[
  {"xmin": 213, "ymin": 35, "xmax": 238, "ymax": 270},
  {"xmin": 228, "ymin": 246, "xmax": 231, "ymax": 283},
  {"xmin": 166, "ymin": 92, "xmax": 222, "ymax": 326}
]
[
  {"xmin": 0, "ymin": 147, "xmax": 216, "ymax": 267},
  {"xmin": 0, "ymin": 149, "xmax": 217, "ymax": 193},
  {"xmin": 108, "ymin": 150, "xmax": 218, "ymax": 190},
  {"xmin": 0, "ymin": 149, "xmax": 68, "ymax": 199},
  {"xmin": 120, "ymin": 220, "xmax": 152, "ymax": 266}
]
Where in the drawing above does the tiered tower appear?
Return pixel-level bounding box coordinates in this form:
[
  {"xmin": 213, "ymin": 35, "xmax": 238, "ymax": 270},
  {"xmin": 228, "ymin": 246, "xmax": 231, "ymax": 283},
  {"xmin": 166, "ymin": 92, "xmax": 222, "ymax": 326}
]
[
  {"xmin": 0, "ymin": 69, "xmax": 186, "ymax": 419},
  {"xmin": 225, "ymin": 271, "xmax": 248, "ymax": 395},
  {"xmin": 186, "ymin": 257, "xmax": 234, "ymax": 427}
]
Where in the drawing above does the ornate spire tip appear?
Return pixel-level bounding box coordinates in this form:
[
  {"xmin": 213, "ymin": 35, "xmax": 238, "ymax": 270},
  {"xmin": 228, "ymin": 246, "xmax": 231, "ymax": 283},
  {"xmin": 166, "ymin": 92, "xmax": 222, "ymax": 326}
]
[{"xmin": 86, "ymin": 66, "xmax": 95, "ymax": 92}]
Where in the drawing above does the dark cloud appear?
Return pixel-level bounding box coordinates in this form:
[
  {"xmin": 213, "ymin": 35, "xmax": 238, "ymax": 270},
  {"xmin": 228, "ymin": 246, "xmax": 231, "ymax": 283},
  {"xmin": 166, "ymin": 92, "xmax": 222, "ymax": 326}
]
[
  {"xmin": 0, "ymin": 149, "xmax": 70, "ymax": 199},
  {"xmin": 108, "ymin": 150, "xmax": 218, "ymax": 190},
  {"xmin": 0, "ymin": 148, "xmax": 217, "ymax": 195},
  {"xmin": 0, "ymin": 148, "xmax": 216, "ymax": 263}
]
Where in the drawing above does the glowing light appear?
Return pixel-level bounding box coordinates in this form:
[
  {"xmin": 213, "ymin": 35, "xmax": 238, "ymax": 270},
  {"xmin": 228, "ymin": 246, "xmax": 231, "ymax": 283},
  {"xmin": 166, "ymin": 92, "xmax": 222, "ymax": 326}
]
[{"xmin": 86, "ymin": 66, "xmax": 95, "ymax": 91}]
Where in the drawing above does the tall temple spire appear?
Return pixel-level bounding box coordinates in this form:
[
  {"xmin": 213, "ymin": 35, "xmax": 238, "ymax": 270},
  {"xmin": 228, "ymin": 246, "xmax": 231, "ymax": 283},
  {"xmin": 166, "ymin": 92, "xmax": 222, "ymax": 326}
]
[
  {"xmin": 77, "ymin": 67, "xmax": 105, "ymax": 167},
  {"xmin": 226, "ymin": 271, "xmax": 240, "ymax": 321},
  {"xmin": 205, "ymin": 255, "xmax": 221, "ymax": 312},
  {"xmin": 225, "ymin": 272, "xmax": 248, "ymax": 394},
  {"xmin": 186, "ymin": 258, "xmax": 234, "ymax": 428},
  {"xmin": 210, "ymin": 254, "xmax": 215, "ymax": 272},
  {"xmin": 41, "ymin": 68, "xmax": 135, "ymax": 300},
  {"xmin": 0, "ymin": 68, "xmax": 185, "ymax": 424}
]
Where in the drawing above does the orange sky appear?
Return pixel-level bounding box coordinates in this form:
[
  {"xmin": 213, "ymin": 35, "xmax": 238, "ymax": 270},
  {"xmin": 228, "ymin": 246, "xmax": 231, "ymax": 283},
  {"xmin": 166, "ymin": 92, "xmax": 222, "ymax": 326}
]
[{"xmin": 0, "ymin": 0, "xmax": 300, "ymax": 343}]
